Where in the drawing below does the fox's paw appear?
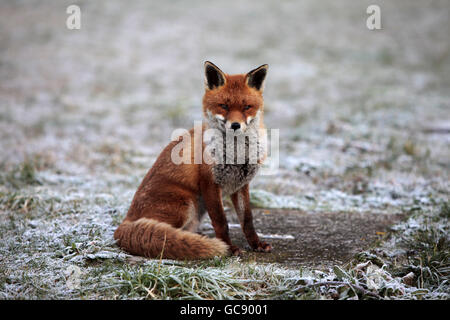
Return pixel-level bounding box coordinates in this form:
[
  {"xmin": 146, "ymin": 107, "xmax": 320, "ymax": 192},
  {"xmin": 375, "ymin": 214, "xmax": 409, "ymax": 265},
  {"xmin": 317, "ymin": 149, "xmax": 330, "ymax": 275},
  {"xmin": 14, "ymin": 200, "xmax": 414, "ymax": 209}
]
[
  {"xmin": 229, "ymin": 245, "xmax": 242, "ymax": 256},
  {"xmin": 254, "ymin": 242, "xmax": 272, "ymax": 253}
]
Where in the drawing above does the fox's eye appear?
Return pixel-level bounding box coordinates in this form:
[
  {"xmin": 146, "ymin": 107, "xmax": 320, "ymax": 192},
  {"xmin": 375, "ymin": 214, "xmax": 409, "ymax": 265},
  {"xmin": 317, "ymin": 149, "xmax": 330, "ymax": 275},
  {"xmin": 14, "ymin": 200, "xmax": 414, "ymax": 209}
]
[
  {"xmin": 219, "ymin": 104, "xmax": 229, "ymax": 111},
  {"xmin": 244, "ymin": 105, "xmax": 252, "ymax": 111}
]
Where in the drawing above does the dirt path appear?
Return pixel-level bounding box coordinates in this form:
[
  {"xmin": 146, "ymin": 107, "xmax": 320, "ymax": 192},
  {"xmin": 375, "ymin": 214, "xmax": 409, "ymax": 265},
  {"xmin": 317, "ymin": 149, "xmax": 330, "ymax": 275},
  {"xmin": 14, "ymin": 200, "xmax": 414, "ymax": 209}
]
[{"xmin": 201, "ymin": 209, "xmax": 404, "ymax": 268}]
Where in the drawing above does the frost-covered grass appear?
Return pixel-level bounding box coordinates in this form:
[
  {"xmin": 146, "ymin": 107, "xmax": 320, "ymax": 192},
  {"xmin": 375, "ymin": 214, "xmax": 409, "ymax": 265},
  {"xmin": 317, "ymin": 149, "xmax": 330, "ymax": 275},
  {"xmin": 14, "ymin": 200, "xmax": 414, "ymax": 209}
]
[
  {"xmin": 0, "ymin": 0, "xmax": 449, "ymax": 299},
  {"xmin": 384, "ymin": 203, "xmax": 449, "ymax": 296},
  {"xmin": 0, "ymin": 174, "xmax": 447, "ymax": 299}
]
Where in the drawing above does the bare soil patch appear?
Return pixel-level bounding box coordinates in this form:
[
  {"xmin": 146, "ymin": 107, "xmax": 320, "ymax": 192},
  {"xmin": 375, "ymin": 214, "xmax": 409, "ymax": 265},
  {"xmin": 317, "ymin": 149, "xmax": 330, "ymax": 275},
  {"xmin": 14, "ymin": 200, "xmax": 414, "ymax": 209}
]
[{"xmin": 205, "ymin": 209, "xmax": 405, "ymax": 268}]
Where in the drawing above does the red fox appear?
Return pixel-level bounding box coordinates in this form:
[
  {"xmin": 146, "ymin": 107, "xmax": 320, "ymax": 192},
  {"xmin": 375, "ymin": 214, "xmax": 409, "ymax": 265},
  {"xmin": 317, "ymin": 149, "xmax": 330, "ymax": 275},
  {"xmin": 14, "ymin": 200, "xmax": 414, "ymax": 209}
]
[{"xmin": 114, "ymin": 61, "xmax": 272, "ymax": 259}]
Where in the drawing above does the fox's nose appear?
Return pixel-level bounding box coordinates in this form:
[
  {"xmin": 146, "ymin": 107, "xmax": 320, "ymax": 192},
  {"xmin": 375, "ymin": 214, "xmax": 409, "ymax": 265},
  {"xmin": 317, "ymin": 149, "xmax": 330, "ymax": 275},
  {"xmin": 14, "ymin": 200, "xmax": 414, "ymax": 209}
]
[{"xmin": 231, "ymin": 122, "xmax": 241, "ymax": 131}]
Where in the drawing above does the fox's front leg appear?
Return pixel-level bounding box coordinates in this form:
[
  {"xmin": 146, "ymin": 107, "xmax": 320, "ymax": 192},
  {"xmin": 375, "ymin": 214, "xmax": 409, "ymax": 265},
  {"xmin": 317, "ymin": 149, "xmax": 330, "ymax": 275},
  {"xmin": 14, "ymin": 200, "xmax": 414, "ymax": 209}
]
[
  {"xmin": 201, "ymin": 182, "xmax": 242, "ymax": 256},
  {"xmin": 231, "ymin": 184, "xmax": 272, "ymax": 252}
]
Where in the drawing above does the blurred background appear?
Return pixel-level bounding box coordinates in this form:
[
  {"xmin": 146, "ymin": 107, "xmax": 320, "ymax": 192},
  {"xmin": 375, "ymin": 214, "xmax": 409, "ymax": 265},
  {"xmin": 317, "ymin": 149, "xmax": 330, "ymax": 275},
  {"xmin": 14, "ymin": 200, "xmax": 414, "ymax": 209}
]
[
  {"xmin": 0, "ymin": 0, "xmax": 449, "ymax": 298},
  {"xmin": 1, "ymin": 0, "xmax": 448, "ymax": 207}
]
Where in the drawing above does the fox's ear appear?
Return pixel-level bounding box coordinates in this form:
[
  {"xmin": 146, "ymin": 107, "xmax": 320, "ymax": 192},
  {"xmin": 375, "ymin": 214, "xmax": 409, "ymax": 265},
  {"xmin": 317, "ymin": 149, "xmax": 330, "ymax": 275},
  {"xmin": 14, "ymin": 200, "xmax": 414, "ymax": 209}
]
[
  {"xmin": 204, "ymin": 61, "xmax": 226, "ymax": 90},
  {"xmin": 246, "ymin": 64, "xmax": 268, "ymax": 91}
]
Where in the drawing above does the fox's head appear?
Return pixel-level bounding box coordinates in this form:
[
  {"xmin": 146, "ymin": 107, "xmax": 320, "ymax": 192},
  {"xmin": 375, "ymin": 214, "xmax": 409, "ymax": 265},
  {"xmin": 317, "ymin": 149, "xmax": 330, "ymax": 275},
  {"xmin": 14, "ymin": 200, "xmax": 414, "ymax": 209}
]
[{"xmin": 202, "ymin": 61, "xmax": 268, "ymax": 134}]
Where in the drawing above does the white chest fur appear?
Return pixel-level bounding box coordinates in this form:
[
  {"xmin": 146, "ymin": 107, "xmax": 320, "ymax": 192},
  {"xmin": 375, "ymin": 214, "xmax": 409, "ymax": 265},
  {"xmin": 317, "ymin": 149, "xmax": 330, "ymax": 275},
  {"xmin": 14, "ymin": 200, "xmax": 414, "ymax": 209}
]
[
  {"xmin": 213, "ymin": 163, "xmax": 260, "ymax": 195},
  {"xmin": 204, "ymin": 110, "xmax": 266, "ymax": 195},
  {"xmin": 209, "ymin": 130, "xmax": 265, "ymax": 195}
]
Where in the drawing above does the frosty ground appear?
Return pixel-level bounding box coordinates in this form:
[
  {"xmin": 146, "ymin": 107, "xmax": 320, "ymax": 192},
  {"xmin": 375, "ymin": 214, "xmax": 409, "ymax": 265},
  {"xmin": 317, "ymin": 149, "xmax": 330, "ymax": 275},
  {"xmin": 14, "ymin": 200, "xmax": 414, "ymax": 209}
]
[{"xmin": 0, "ymin": 0, "xmax": 449, "ymax": 299}]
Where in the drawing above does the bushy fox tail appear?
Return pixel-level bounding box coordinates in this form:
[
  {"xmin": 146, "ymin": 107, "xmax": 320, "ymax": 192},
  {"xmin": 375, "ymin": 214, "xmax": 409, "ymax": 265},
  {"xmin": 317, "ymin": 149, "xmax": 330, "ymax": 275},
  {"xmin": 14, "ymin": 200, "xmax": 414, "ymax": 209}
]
[{"xmin": 114, "ymin": 218, "xmax": 229, "ymax": 260}]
